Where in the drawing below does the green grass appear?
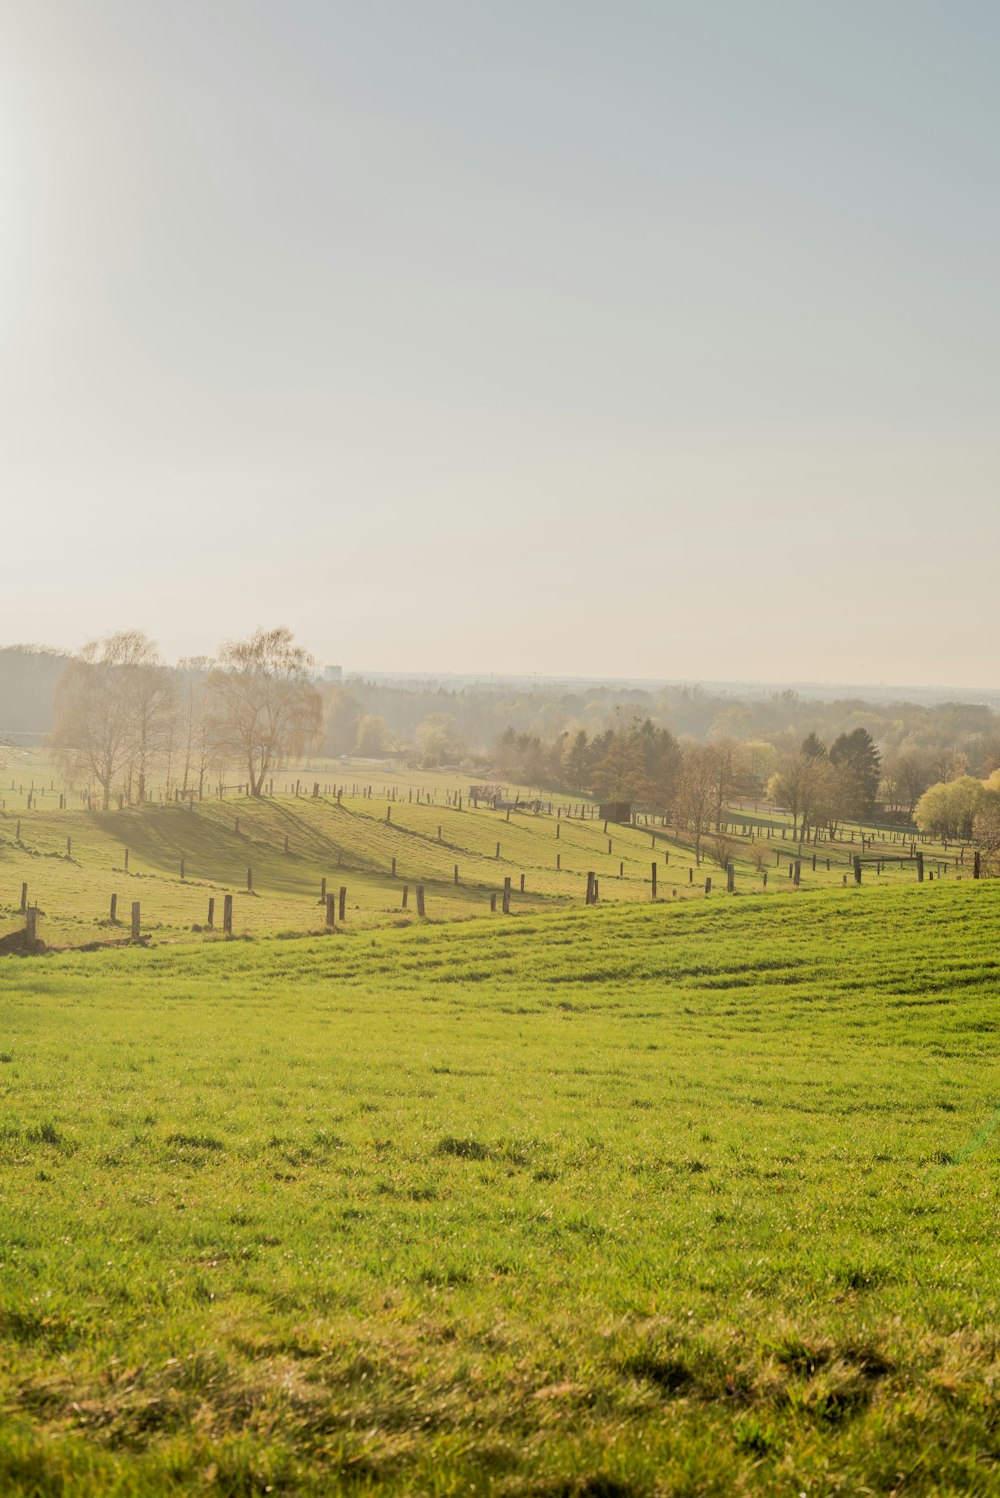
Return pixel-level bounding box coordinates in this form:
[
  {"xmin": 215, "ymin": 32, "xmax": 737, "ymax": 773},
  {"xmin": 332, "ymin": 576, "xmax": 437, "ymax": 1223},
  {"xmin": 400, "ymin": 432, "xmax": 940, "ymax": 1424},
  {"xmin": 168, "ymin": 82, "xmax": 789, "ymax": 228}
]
[{"xmin": 0, "ymin": 882, "xmax": 997, "ymax": 1493}]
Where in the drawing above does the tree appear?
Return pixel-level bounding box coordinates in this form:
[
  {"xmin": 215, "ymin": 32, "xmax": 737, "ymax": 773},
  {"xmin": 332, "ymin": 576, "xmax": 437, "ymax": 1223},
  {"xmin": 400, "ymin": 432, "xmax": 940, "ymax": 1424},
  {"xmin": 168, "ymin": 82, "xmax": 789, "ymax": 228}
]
[
  {"xmin": 736, "ymin": 741, "xmax": 778, "ymax": 809},
  {"xmin": 881, "ymin": 750, "xmax": 933, "ymax": 820},
  {"xmin": 414, "ymin": 713, "xmax": 460, "ymax": 766},
  {"xmin": 915, "ymin": 776, "xmax": 984, "ymax": 840},
  {"xmin": 674, "ymin": 744, "xmax": 717, "ymax": 864},
  {"xmin": 323, "ymin": 687, "xmax": 361, "ymax": 757},
  {"xmin": 176, "ymin": 657, "xmax": 215, "ymax": 799},
  {"xmin": 972, "ymin": 777, "xmax": 1000, "ymax": 874},
  {"xmin": 801, "ymin": 732, "xmax": 827, "ymax": 760},
  {"xmin": 560, "ymin": 729, "xmax": 593, "ymax": 792},
  {"xmin": 355, "ymin": 714, "xmax": 392, "ymax": 757},
  {"xmin": 205, "ymin": 628, "xmax": 321, "ymax": 796},
  {"xmin": 829, "ymin": 729, "xmax": 881, "ymax": 818},
  {"xmin": 125, "ymin": 642, "xmax": 176, "ymax": 803},
  {"xmin": 50, "ymin": 630, "xmax": 170, "ymax": 810}
]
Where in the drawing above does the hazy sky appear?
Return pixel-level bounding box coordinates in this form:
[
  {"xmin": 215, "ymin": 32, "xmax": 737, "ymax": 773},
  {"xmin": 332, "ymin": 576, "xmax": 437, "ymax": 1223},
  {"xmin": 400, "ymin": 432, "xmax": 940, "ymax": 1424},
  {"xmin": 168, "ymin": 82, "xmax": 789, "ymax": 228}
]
[{"xmin": 2, "ymin": 1, "xmax": 998, "ymax": 684}]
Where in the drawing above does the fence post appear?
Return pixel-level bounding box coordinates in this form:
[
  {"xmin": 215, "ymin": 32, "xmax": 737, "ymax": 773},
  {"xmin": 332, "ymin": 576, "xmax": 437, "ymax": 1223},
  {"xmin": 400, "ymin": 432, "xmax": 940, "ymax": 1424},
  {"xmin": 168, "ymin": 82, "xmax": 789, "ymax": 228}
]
[
  {"xmin": 20, "ymin": 882, "xmax": 27, "ymax": 913},
  {"xmin": 793, "ymin": 859, "xmax": 801, "ymax": 886},
  {"xmin": 25, "ymin": 907, "xmax": 38, "ymax": 946},
  {"xmin": 326, "ymin": 893, "xmax": 336, "ymax": 927},
  {"xmin": 131, "ymin": 901, "xmax": 141, "ymax": 940},
  {"xmin": 223, "ymin": 894, "xmax": 233, "ymax": 936},
  {"xmin": 339, "ymin": 886, "xmax": 347, "ymax": 920},
  {"xmin": 916, "ymin": 852, "xmax": 924, "ymax": 882},
  {"xmin": 651, "ymin": 862, "xmax": 657, "ymax": 898},
  {"xmin": 247, "ymin": 867, "xmax": 253, "ymax": 892},
  {"xmin": 402, "ymin": 885, "xmax": 408, "ymax": 909},
  {"xmin": 705, "ymin": 877, "xmax": 712, "ymax": 894},
  {"xmin": 853, "ymin": 856, "xmax": 862, "ymax": 885},
  {"xmin": 974, "ymin": 850, "xmax": 981, "ymax": 879},
  {"xmin": 416, "ymin": 885, "xmax": 425, "ymax": 916},
  {"xmin": 490, "ymin": 892, "xmax": 497, "ymax": 912},
  {"xmin": 727, "ymin": 864, "xmax": 734, "ymax": 893},
  {"xmin": 207, "ymin": 896, "xmax": 214, "ymax": 928},
  {"xmin": 454, "ymin": 864, "xmax": 459, "ymax": 885}
]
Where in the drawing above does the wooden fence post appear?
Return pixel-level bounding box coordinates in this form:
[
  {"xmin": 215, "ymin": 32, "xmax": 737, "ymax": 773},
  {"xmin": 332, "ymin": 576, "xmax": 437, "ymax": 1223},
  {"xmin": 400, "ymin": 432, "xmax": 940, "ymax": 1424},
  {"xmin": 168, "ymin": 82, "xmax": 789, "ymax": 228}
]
[
  {"xmin": 705, "ymin": 877, "xmax": 712, "ymax": 894},
  {"xmin": 326, "ymin": 893, "xmax": 336, "ymax": 927},
  {"xmin": 916, "ymin": 852, "xmax": 924, "ymax": 882},
  {"xmin": 490, "ymin": 892, "xmax": 497, "ymax": 912},
  {"xmin": 339, "ymin": 886, "xmax": 347, "ymax": 920},
  {"xmin": 110, "ymin": 893, "xmax": 118, "ymax": 923},
  {"xmin": 502, "ymin": 877, "xmax": 511, "ymax": 914},
  {"xmin": 20, "ymin": 882, "xmax": 27, "ymax": 913},
  {"xmin": 853, "ymin": 856, "xmax": 862, "ymax": 885},
  {"xmin": 651, "ymin": 862, "xmax": 657, "ymax": 898},
  {"xmin": 124, "ymin": 848, "xmax": 129, "ymax": 871},
  {"xmin": 223, "ymin": 894, "xmax": 233, "ymax": 936},
  {"xmin": 247, "ymin": 867, "xmax": 253, "ymax": 892},
  {"xmin": 454, "ymin": 864, "xmax": 459, "ymax": 885},
  {"xmin": 793, "ymin": 860, "xmax": 801, "ymax": 886},
  {"xmin": 974, "ymin": 850, "xmax": 981, "ymax": 879},
  {"xmin": 131, "ymin": 901, "xmax": 141, "ymax": 941},
  {"xmin": 727, "ymin": 864, "xmax": 734, "ymax": 892},
  {"xmin": 519, "ymin": 872, "xmax": 525, "ymax": 892},
  {"xmin": 402, "ymin": 885, "xmax": 408, "ymax": 909},
  {"xmin": 207, "ymin": 897, "xmax": 214, "ymax": 928},
  {"xmin": 416, "ymin": 885, "xmax": 425, "ymax": 916},
  {"xmin": 25, "ymin": 907, "xmax": 37, "ymax": 946}
]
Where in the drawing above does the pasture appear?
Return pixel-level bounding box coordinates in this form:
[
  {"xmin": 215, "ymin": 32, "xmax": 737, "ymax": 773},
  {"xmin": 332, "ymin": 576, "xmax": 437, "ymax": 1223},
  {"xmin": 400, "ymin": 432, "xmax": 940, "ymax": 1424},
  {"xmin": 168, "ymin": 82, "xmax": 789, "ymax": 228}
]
[
  {"xmin": 0, "ymin": 754, "xmax": 977, "ymax": 952},
  {"xmin": 0, "ymin": 882, "xmax": 997, "ymax": 1494}
]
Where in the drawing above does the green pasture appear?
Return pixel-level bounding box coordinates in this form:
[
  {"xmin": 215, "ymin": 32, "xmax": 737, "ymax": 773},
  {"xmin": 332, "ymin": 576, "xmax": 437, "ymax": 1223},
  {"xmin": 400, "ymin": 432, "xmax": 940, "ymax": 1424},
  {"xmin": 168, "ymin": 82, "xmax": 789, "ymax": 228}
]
[
  {"xmin": 0, "ymin": 754, "xmax": 978, "ymax": 952},
  {"xmin": 0, "ymin": 882, "xmax": 997, "ymax": 1494}
]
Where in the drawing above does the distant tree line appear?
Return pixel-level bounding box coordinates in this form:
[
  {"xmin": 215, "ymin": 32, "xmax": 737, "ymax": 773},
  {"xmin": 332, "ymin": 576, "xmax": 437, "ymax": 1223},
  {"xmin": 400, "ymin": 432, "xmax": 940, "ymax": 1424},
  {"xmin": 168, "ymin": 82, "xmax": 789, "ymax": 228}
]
[{"xmin": 6, "ymin": 634, "xmax": 1000, "ymax": 832}]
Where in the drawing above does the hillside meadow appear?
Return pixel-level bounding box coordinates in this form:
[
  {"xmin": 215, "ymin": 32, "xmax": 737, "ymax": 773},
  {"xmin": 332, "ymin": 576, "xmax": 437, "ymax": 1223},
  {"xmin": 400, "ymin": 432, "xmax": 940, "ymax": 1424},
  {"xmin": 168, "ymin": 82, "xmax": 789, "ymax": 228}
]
[{"xmin": 0, "ymin": 882, "xmax": 997, "ymax": 1494}]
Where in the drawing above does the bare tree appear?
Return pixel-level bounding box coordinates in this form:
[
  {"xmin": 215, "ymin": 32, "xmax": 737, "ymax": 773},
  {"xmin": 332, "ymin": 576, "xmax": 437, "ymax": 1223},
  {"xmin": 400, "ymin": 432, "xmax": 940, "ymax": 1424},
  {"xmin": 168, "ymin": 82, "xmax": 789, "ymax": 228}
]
[
  {"xmin": 674, "ymin": 744, "xmax": 717, "ymax": 865},
  {"xmin": 177, "ymin": 657, "xmax": 214, "ymax": 799},
  {"xmin": 711, "ymin": 832, "xmax": 735, "ymax": 871},
  {"xmin": 50, "ymin": 631, "xmax": 166, "ymax": 810},
  {"xmin": 205, "ymin": 628, "xmax": 321, "ymax": 796},
  {"xmin": 124, "ymin": 640, "xmax": 176, "ymax": 804}
]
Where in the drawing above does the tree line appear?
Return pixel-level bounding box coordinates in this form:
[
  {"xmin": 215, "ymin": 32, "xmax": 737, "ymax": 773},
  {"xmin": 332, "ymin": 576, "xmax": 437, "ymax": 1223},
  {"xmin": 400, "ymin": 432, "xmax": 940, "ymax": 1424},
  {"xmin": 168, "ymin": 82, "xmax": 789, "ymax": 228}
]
[{"xmin": 50, "ymin": 628, "xmax": 320, "ymax": 809}]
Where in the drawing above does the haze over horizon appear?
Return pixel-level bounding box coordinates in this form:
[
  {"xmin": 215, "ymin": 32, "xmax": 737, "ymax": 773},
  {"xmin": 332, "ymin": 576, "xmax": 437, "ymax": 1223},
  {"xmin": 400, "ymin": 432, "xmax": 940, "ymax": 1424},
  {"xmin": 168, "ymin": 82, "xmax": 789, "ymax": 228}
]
[{"xmin": 3, "ymin": 2, "xmax": 998, "ymax": 684}]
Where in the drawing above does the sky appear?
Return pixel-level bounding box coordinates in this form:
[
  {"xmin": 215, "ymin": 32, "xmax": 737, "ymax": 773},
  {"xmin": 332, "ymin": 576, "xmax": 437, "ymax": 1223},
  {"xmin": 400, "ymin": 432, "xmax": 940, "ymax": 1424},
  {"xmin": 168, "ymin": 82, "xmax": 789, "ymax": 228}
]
[{"xmin": 2, "ymin": 1, "xmax": 998, "ymax": 685}]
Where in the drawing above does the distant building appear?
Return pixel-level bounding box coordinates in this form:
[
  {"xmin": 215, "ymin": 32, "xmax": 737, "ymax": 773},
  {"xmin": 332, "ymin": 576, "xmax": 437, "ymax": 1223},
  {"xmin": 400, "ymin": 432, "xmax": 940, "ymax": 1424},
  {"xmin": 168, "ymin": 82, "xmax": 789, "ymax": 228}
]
[
  {"xmin": 599, "ymin": 801, "xmax": 632, "ymax": 824},
  {"xmin": 320, "ymin": 664, "xmax": 343, "ymax": 682}
]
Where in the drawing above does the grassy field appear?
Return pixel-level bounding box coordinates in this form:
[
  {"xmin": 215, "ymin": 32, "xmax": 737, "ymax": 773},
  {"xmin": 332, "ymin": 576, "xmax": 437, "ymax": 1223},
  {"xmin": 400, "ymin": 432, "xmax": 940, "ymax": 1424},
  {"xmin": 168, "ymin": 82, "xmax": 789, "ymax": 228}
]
[
  {"xmin": 0, "ymin": 881, "xmax": 997, "ymax": 1494},
  {"xmin": 0, "ymin": 754, "xmax": 977, "ymax": 951}
]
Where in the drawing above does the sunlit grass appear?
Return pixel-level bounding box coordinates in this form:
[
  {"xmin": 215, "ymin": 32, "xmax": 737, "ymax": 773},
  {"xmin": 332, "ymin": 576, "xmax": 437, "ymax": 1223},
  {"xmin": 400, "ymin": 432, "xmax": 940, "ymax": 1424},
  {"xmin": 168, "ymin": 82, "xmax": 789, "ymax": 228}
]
[{"xmin": 0, "ymin": 883, "xmax": 997, "ymax": 1492}]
